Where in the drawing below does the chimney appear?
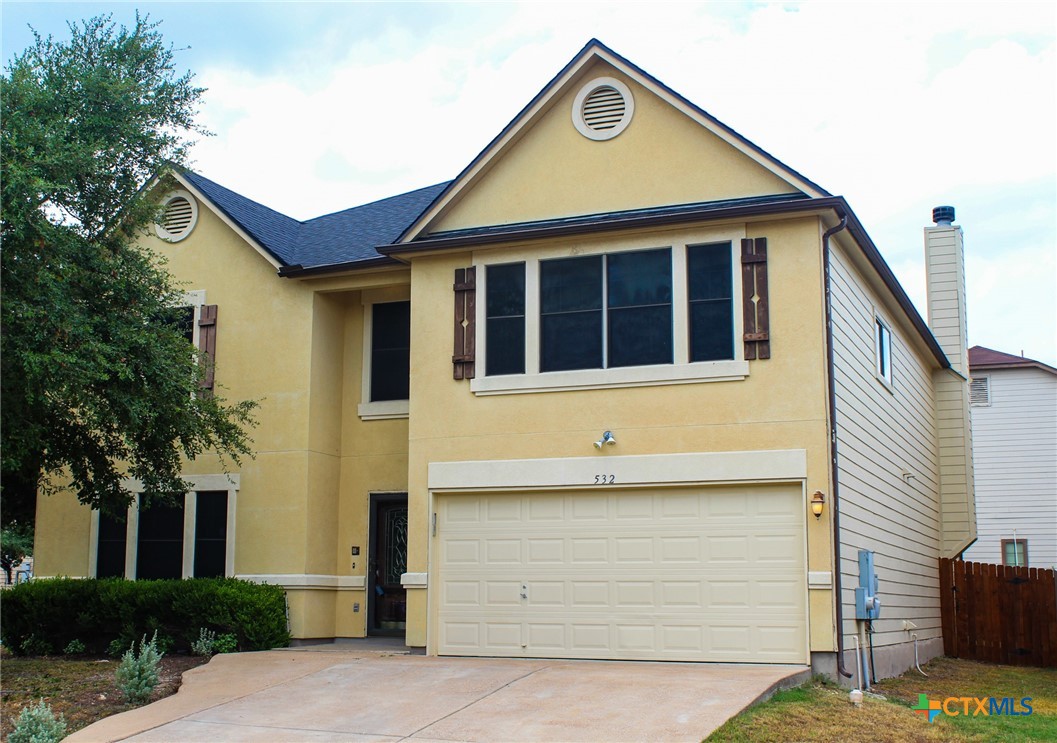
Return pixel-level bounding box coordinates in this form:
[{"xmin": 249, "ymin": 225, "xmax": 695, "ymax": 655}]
[
  {"xmin": 925, "ymin": 206, "xmax": 969, "ymax": 376},
  {"xmin": 924, "ymin": 205, "xmax": 976, "ymax": 557}
]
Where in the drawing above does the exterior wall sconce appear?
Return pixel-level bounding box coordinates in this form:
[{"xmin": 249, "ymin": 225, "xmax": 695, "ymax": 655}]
[
  {"xmin": 811, "ymin": 491, "xmax": 825, "ymax": 519},
  {"xmin": 594, "ymin": 431, "xmax": 616, "ymax": 449}
]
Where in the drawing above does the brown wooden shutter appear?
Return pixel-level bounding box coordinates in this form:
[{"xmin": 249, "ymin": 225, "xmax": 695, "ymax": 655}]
[
  {"xmin": 741, "ymin": 238, "xmax": 770, "ymax": 360},
  {"xmin": 198, "ymin": 304, "xmax": 218, "ymax": 393},
  {"xmin": 452, "ymin": 267, "xmax": 476, "ymax": 379}
]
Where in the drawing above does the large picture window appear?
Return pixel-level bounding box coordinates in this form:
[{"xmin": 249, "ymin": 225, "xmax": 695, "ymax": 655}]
[{"xmin": 478, "ymin": 239, "xmax": 742, "ymax": 393}]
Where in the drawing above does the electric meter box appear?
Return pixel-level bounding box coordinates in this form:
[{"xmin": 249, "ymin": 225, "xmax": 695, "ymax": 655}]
[{"xmin": 855, "ymin": 549, "xmax": 881, "ymax": 620}]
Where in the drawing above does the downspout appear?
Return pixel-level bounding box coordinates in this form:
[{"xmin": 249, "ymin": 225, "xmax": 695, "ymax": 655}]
[{"xmin": 823, "ymin": 213, "xmax": 853, "ymax": 678}]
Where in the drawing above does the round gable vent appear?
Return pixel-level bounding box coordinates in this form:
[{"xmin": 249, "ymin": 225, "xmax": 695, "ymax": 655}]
[
  {"xmin": 155, "ymin": 190, "xmax": 198, "ymax": 242},
  {"xmin": 572, "ymin": 77, "xmax": 635, "ymax": 141}
]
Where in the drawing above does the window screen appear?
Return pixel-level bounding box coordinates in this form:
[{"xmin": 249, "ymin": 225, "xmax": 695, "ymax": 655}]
[
  {"xmin": 687, "ymin": 243, "xmax": 733, "ymax": 362},
  {"xmin": 96, "ymin": 511, "xmax": 127, "ymax": 578},
  {"xmin": 370, "ymin": 301, "xmax": 411, "ymax": 401},
  {"xmin": 486, "ymin": 263, "xmax": 526, "ymax": 376},
  {"xmin": 607, "ymin": 249, "xmax": 672, "ymax": 368},
  {"xmin": 540, "ymin": 255, "xmax": 603, "ymax": 372},
  {"xmin": 136, "ymin": 498, "xmax": 184, "ymax": 579},
  {"xmin": 193, "ymin": 491, "xmax": 228, "ymax": 578}
]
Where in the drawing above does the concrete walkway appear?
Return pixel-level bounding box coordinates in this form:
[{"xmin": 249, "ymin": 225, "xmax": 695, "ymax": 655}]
[{"xmin": 68, "ymin": 641, "xmax": 809, "ymax": 742}]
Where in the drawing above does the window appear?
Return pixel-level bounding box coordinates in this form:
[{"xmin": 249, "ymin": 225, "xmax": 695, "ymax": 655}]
[
  {"xmin": 90, "ymin": 476, "xmax": 237, "ymax": 579},
  {"xmin": 358, "ymin": 293, "xmax": 411, "ymax": 420},
  {"xmin": 369, "ymin": 301, "xmax": 411, "ymax": 402},
  {"xmin": 136, "ymin": 497, "xmax": 185, "ymax": 580},
  {"xmin": 1002, "ymin": 539, "xmax": 1028, "ymax": 567},
  {"xmin": 476, "ymin": 238, "xmax": 746, "ymax": 394},
  {"xmin": 539, "ymin": 249, "xmax": 674, "ymax": 371},
  {"xmin": 96, "ymin": 512, "xmax": 127, "ymax": 579},
  {"xmin": 688, "ymin": 243, "xmax": 733, "ymax": 362},
  {"xmin": 875, "ymin": 317, "xmax": 892, "ymax": 385},
  {"xmin": 486, "ymin": 263, "xmax": 525, "ymax": 376}
]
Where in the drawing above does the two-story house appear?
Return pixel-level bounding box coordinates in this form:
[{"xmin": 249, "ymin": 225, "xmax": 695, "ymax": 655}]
[
  {"xmin": 35, "ymin": 40, "xmax": 975, "ymax": 685},
  {"xmin": 963, "ymin": 346, "xmax": 1057, "ymax": 569}
]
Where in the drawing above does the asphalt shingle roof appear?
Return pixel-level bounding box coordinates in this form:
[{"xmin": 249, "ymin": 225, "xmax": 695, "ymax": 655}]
[{"xmin": 181, "ymin": 170, "xmax": 449, "ymax": 270}]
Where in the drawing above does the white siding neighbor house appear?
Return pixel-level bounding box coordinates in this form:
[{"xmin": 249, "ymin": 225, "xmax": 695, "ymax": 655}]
[{"xmin": 963, "ymin": 347, "xmax": 1057, "ymax": 569}]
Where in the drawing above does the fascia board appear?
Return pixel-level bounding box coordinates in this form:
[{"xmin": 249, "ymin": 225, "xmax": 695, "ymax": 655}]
[{"xmin": 169, "ymin": 171, "xmax": 284, "ymax": 271}]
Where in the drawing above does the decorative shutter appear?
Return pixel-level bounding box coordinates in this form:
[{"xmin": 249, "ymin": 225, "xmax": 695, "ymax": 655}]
[
  {"xmin": 741, "ymin": 237, "xmax": 770, "ymax": 360},
  {"xmin": 198, "ymin": 304, "xmax": 218, "ymax": 394},
  {"xmin": 452, "ymin": 267, "xmax": 476, "ymax": 379}
]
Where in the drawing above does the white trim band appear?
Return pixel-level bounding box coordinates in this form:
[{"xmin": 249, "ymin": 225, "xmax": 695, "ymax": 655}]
[
  {"xmin": 237, "ymin": 574, "xmax": 366, "ymax": 591},
  {"xmin": 428, "ymin": 450, "xmax": 807, "ymax": 492}
]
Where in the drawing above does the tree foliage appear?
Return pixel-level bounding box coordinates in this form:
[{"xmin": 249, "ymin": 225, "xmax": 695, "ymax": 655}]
[
  {"xmin": 1, "ymin": 524, "xmax": 34, "ymax": 583},
  {"xmin": 1, "ymin": 14, "xmax": 256, "ymax": 519}
]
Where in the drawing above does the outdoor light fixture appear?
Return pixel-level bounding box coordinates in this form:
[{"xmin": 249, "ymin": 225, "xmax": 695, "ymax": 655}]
[
  {"xmin": 811, "ymin": 491, "xmax": 825, "ymax": 519},
  {"xmin": 594, "ymin": 431, "xmax": 616, "ymax": 449}
]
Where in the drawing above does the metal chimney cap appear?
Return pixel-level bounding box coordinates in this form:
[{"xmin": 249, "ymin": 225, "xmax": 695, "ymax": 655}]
[{"xmin": 932, "ymin": 206, "xmax": 955, "ymax": 225}]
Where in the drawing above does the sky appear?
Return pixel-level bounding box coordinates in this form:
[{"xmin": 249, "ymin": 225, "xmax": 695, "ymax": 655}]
[{"xmin": 4, "ymin": 1, "xmax": 1056, "ymax": 365}]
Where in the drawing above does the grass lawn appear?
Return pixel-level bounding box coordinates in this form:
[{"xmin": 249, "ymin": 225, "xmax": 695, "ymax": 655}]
[
  {"xmin": 707, "ymin": 657, "xmax": 1057, "ymax": 742},
  {"xmin": 0, "ymin": 647, "xmax": 207, "ymax": 739}
]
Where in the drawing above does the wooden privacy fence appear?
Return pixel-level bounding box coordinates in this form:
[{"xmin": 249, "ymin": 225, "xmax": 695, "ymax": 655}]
[{"xmin": 939, "ymin": 558, "xmax": 1056, "ymax": 667}]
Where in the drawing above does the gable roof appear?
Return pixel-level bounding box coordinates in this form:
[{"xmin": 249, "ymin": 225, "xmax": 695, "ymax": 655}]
[
  {"xmin": 176, "ymin": 169, "xmax": 449, "ymax": 272},
  {"xmin": 969, "ymin": 346, "xmax": 1057, "ymax": 376},
  {"xmin": 396, "ymin": 38, "xmax": 830, "ymax": 244}
]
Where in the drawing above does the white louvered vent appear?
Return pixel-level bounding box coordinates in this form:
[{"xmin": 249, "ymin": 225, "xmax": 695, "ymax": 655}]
[
  {"xmin": 572, "ymin": 77, "xmax": 635, "ymax": 141},
  {"xmin": 163, "ymin": 197, "xmax": 194, "ymax": 235},
  {"xmin": 582, "ymin": 86, "xmax": 625, "ymax": 131},
  {"xmin": 970, "ymin": 376, "xmax": 990, "ymax": 406},
  {"xmin": 155, "ymin": 190, "xmax": 198, "ymax": 242}
]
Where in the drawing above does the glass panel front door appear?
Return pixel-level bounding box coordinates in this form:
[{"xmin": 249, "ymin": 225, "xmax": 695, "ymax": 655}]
[{"xmin": 369, "ymin": 495, "xmax": 408, "ymax": 635}]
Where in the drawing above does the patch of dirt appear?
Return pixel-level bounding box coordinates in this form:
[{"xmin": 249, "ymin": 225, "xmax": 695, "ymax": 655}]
[{"xmin": 0, "ymin": 649, "xmax": 208, "ymax": 739}]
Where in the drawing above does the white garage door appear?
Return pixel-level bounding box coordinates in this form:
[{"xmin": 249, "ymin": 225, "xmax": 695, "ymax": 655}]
[{"xmin": 435, "ymin": 485, "xmax": 807, "ymax": 663}]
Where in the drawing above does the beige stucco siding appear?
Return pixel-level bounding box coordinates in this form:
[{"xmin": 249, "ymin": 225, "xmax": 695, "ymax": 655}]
[
  {"xmin": 430, "ymin": 60, "xmax": 797, "ymax": 234},
  {"xmin": 828, "ymin": 240, "xmax": 943, "ymax": 651},
  {"xmin": 402, "ymin": 218, "xmax": 834, "ymax": 648}
]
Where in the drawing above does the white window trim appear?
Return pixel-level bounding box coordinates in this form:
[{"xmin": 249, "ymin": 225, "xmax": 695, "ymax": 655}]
[
  {"xmin": 179, "ymin": 290, "xmax": 206, "ymax": 349},
  {"xmin": 88, "ymin": 474, "xmax": 239, "ymax": 579},
  {"xmin": 874, "ymin": 313, "xmax": 894, "ymax": 392},
  {"xmin": 471, "ymin": 233, "xmax": 747, "ymax": 395},
  {"xmin": 358, "ymin": 288, "xmax": 411, "ymax": 420}
]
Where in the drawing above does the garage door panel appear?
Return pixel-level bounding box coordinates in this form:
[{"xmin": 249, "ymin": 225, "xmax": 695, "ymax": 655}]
[{"xmin": 435, "ymin": 487, "xmax": 806, "ymax": 663}]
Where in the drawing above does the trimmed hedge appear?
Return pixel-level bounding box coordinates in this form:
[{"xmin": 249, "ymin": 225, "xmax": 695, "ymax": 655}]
[{"xmin": 0, "ymin": 577, "xmax": 290, "ymax": 655}]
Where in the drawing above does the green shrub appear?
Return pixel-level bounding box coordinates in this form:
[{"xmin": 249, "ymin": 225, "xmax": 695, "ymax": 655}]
[
  {"xmin": 116, "ymin": 631, "xmax": 163, "ymax": 705},
  {"xmin": 1, "ymin": 577, "xmax": 290, "ymax": 655},
  {"xmin": 9, "ymin": 699, "xmax": 67, "ymax": 743},
  {"xmin": 64, "ymin": 638, "xmax": 87, "ymax": 654},
  {"xmin": 18, "ymin": 634, "xmax": 53, "ymax": 656},
  {"xmin": 213, "ymin": 632, "xmax": 238, "ymax": 654},
  {"xmin": 191, "ymin": 627, "xmax": 216, "ymax": 656}
]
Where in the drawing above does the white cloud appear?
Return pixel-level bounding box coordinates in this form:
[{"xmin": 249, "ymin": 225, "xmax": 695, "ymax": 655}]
[{"xmin": 179, "ymin": 1, "xmax": 1054, "ymax": 363}]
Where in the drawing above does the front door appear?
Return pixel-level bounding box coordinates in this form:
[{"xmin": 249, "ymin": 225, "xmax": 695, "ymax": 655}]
[{"xmin": 368, "ymin": 494, "xmax": 408, "ymax": 636}]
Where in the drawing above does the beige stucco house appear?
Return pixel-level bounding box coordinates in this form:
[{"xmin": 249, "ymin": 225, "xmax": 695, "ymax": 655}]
[{"xmin": 35, "ymin": 40, "xmax": 975, "ymax": 685}]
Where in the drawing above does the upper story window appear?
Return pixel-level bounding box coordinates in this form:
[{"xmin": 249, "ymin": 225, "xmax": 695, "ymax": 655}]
[
  {"xmin": 875, "ymin": 316, "xmax": 893, "ymax": 386},
  {"xmin": 359, "ymin": 294, "xmax": 411, "ymax": 420},
  {"xmin": 1002, "ymin": 538, "xmax": 1028, "ymax": 568},
  {"xmin": 370, "ymin": 301, "xmax": 411, "ymax": 402},
  {"xmin": 473, "ymin": 238, "xmax": 747, "ymax": 395}
]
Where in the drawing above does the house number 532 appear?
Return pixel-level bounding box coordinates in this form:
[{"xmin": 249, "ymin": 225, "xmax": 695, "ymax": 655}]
[{"xmin": 594, "ymin": 474, "xmax": 616, "ymax": 484}]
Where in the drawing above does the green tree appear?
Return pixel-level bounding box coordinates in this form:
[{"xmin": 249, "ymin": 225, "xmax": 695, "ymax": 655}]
[
  {"xmin": 1, "ymin": 524, "xmax": 34, "ymax": 583},
  {"xmin": 1, "ymin": 14, "xmax": 256, "ymax": 521}
]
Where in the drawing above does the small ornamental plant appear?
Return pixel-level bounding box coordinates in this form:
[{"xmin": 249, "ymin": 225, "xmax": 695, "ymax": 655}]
[
  {"xmin": 191, "ymin": 627, "xmax": 217, "ymax": 657},
  {"xmin": 9, "ymin": 699, "xmax": 67, "ymax": 743},
  {"xmin": 115, "ymin": 631, "xmax": 164, "ymax": 705}
]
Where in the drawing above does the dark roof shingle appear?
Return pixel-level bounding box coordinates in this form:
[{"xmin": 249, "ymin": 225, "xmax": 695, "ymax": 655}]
[{"xmin": 180, "ymin": 170, "xmax": 448, "ymax": 270}]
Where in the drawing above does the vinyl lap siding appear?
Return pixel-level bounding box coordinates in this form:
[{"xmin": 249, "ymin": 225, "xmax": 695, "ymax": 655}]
[
  {"xmin": 963, "ymin": 368, "xmax": 1057, "ymax": 568},
  {"xmin": 829, "ymin": 245, "xmax": 942, "ymax": 650}
]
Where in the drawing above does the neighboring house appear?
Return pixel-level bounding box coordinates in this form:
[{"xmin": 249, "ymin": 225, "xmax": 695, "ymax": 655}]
[
  {"xmin": 35, "ymin": 40, "xmax": 976, "ymax": 685},
  {"xmin": 962, "ymin": 346, "xmax": 1057, "ymax": 569}
]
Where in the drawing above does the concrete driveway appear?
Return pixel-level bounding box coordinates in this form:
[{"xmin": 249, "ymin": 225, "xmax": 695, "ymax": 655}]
[{"xmin": 68, "ymin": 640, "xmax": 809, "ymax": 742}]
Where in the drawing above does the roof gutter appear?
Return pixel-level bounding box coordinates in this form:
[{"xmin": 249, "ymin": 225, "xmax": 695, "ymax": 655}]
[
  {"xmin": 822, "ymin": 214, "xmax": 854, "ymax": 679},
  {"xmin": 277, "ymin": 255, "xmax": 401, "ymax": 278}
]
